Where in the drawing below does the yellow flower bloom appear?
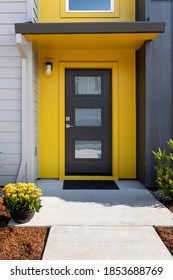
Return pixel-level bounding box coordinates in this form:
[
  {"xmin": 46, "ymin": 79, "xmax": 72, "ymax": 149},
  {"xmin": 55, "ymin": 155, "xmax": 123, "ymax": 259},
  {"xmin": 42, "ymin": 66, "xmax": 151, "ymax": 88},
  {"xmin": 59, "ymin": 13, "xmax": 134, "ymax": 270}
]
[{"xmin": 3, "ymin": 182, "xmax": 42, "ymax": 213}]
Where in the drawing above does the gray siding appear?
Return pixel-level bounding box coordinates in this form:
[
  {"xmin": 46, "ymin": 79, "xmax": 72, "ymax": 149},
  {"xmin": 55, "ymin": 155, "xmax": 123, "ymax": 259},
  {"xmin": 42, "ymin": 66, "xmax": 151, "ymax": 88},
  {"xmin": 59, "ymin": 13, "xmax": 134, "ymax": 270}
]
[
  {"xmin": 33, "ymin": 48, "xmax": 38, "ymax": 181},
  {"xmin": 150, "ymin": 0, "xmax": 172, "ymax": 185},
  {"xmin": 0, "ymin": 0, "xmax": 27, "ymax": 185},
  {"xmin": 27, "ymin": 0, "xmax": 38, "ymax": 23},
  {"xmin": 33, "ymin": 0, "xmax": 38, "ymax": 23},
  {"xmin": 137, "ymin": 0, "xmax": 173, "ymax": 186},
  {"xmin": 0, "ymin": 0, "xmax": 39, "ymax": 185}
]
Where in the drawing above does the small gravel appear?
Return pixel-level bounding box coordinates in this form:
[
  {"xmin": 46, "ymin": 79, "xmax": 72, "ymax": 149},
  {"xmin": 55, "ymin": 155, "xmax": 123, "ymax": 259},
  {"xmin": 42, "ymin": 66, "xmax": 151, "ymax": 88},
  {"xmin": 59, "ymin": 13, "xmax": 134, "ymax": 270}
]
[{"xmin": 150, "ymin": 190, "xmax": 172, "ymax": 202}]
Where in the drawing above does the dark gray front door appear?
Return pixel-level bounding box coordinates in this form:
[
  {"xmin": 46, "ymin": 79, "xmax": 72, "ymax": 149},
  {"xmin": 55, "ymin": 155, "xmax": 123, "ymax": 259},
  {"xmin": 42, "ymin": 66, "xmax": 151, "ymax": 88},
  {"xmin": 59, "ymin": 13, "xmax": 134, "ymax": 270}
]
[{"xmin": 65, "ymin": 69, "xmax": 112, "ymax": 175}]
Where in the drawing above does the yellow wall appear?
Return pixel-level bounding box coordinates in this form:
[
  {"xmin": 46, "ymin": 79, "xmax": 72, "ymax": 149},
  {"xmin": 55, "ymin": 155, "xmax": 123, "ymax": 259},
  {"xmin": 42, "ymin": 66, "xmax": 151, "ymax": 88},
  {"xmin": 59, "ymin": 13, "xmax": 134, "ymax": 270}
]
[
  {"xmin": 39, "ymin": 59, "xmax": 59, "ymax": 177},
  {"xmin": 38, "ymin": 0, "xmax": 136, "ymax": 179},
  {"xmin": 38, "ymin": 50, "xmax": 136, "ymax": 179},
  {"xmin": 39, "ymin": 0, "xmax": 135, "ymax": 22}
]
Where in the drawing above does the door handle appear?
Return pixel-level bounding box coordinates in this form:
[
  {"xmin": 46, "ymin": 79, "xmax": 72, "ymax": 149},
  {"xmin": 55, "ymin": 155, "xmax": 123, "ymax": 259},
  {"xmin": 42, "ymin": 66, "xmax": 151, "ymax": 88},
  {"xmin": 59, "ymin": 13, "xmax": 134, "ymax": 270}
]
[{"xmin": 66, "ymin": 124, "xmax": 74, "ymax": 128}]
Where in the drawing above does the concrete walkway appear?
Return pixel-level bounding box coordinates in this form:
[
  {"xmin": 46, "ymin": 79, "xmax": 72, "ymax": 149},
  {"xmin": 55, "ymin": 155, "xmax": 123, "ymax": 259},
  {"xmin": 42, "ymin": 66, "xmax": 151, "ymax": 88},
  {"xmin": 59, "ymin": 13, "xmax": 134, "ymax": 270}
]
[{"xmin": 10, "ymin": 180, "xmax": 173, "ymax": 259}]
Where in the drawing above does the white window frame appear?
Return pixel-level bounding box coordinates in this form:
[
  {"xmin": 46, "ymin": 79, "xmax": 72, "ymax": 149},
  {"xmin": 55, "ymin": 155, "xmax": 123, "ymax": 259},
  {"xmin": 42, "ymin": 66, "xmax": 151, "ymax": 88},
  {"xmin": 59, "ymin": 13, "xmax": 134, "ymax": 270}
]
[
  {"xmin": 61, "ymin": 0, "xmax": 120, "ymax": 18},
  {"xmin": 66, "ymin": 0, "xmax": 114, "ymax": 13}
]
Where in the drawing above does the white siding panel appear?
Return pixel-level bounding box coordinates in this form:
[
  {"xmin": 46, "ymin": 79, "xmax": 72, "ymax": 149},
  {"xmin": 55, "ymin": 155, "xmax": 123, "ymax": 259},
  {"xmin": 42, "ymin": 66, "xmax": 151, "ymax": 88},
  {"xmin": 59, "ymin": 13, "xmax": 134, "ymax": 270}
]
[
  {"xmin": 0, "ymin": 122, "xmax": 21, "ymax": 132},
  {"xmin": 0, "ymin": 57, "xmax": 21, "ymax": 67},
  {"xmin": 0, "ymin": 35, "xmax": 16, "ymax": 45},
  {"xmin": 0, "ymin": 79, "xmax": 21, "ymax": 89},
  {"xmin": 0, "ymin": 89, "xmax": 21, "ymax": 100},
  {"xmin": 0, "ymin": 176, "xmax": 17, "ymax": 186},
  {"xmin": 0, "ymin": 68, "xmax": 21, "ymax": 78},
  {"xmin": 0, "ymin": 100, "xmax": 21, "ymax": 111},
  {"xmin": 0, "ymin": 2, "xmax": 26, "ymax": 12},
  {"xmin": 0, "ymin": 143, "xmax": 21, "ymax": 153},
  {"xmin": 0, "ymin": 47, "xmax": 20, "ymax": 56},
  {"xmin": 0, "ymin": 25, "xmax": 15, "ymax": 35},
  {"xmin": 0, "ymin": 111, "xmax": 21, "ymax": 121},
  {"xmin": 2, "ymin": 154, "xmax": 21, "ymax": 165},
  {"xmin": 0, "ymin": 13, "xmax": 26, "ymax": 24},
  {"xmin": 0, "ymin": 165, "xmax": 20, "ymax": 176},
  {"xmin": 0, "ymin": 0, "xmax": 27, "ymax": 185},
  {"xmin": 0, "ymin": 132, "xmax": 21, "ymax": 143},
  {"xmin": 0, "ymin": 0, "xmax": 25, "ymax": 2}
]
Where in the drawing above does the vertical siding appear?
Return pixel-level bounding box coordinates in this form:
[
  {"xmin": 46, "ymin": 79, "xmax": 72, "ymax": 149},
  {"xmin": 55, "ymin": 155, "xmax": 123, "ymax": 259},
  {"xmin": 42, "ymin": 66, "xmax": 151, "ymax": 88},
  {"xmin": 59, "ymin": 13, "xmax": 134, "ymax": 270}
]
[
  {"xmin": 27, "ymin": 0, "xmax": 38, "ymax": 23},
  {"xmin": 149, "ymin": 0, "xmax": 172, "ymax": 185},
  {"xmin": 27, "ymin": 0, "xmax": 39, "ymax": 180},
  {"xmin": 33, "ymin": 48, "xmax": 38, "ymax": 181},
  {"xmin": 0, "ymin": 0, "xmax": 27, "ymax": 186},
  {"xmin": 33, "ymin": 0, "xmax": 38, "ymax": 23},
  {"xmin": 136, "ymin": 0, "xmax": 172, "ymax": 186}
]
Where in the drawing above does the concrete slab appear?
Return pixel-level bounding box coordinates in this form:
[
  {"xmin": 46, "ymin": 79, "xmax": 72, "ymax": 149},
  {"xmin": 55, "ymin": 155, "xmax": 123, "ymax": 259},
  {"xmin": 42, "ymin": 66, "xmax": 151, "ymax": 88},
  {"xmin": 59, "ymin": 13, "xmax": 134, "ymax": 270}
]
[
  {"xmin": 9, "ymin": 180, "xmax": 173, "ymax": 227},
  {"xmin": 42, "ymin": 226, "xmax": 173, "ymax": 260},
  {"xmin": 8, "ymin": 180, "xmax": 173, "ymax": 260}
]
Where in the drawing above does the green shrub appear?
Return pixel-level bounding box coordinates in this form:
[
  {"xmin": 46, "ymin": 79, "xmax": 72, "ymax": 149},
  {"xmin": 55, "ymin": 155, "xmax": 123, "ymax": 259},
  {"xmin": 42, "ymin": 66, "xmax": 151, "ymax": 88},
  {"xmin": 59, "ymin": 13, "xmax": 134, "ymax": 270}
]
[{"xmin": 152, "ymin": 139, "xmax": 173, "ymax": 200}]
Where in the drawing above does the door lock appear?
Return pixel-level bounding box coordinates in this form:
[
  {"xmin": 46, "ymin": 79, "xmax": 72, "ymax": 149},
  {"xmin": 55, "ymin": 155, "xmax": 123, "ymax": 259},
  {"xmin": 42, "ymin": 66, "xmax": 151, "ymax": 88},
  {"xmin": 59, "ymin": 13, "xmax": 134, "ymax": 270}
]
[{"xmin": 66, "ymin": 124, "xmax": 74, "ymax": 128}]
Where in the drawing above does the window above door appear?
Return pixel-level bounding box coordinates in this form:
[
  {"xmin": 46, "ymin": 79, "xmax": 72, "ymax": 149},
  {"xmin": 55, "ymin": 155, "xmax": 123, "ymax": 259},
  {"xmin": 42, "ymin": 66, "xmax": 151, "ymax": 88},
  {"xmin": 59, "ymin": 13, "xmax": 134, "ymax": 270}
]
[
  {"xmin": 67, "ymin": 0, "xmax": 113, "ymax": 12},
  {"xmin": 61, "ymin": 0, "xmax": 120, "ymax": 18}
]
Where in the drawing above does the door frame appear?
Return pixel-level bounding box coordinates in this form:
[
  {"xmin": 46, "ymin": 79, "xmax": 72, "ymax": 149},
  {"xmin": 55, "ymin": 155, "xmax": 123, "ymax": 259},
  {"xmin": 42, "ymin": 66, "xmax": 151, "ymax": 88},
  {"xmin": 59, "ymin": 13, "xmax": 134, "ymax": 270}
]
[{"xmin": 59, "ymin": 62, "xmax": 118, "ymax": 180}]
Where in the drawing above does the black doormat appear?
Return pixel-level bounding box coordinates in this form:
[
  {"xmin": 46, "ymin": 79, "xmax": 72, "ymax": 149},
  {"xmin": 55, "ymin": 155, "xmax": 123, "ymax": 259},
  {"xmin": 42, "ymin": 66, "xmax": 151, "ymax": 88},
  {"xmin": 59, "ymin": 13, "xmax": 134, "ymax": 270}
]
[{"xmin": 63, "ymin": 180, "xmax": 119, "ymax": 190}]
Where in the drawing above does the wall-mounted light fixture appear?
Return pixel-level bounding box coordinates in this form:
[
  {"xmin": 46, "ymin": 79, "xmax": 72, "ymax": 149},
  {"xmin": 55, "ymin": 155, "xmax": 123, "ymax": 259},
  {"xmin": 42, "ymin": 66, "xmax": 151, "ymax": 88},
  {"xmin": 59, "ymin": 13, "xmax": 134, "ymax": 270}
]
[{"xmin": 45, "ymin": 62, "xmax": 53, "ymax": 76}]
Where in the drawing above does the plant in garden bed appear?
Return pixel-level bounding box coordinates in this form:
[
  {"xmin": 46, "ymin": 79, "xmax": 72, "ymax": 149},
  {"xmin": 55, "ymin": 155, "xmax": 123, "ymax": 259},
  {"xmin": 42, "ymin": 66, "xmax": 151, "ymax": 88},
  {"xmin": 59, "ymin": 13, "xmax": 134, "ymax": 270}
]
[
  {"xmin": 153, "ymin": 139, "xmax": 173, "ymax": 200},
  {"xmin": 2, "ymin": 183, "xmax": 42, "ymax": 223}
]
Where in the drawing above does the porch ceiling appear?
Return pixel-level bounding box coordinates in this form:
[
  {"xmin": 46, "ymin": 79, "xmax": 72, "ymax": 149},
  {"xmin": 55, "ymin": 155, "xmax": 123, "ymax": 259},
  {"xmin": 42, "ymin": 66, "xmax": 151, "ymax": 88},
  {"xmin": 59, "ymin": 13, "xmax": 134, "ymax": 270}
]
[
  {"xmin": 23, "ymin": 33, "xmax": 160, "ymax": 50},
  {"xmin": 15, "ymin": 22, "xmax": 165, "ymax": 51}
]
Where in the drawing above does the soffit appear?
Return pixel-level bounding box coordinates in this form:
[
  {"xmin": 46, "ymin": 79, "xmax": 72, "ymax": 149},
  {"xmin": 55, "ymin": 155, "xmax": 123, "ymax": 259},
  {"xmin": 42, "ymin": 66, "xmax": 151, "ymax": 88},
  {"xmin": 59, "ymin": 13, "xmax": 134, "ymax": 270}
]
[{"xmin": 15, "ymin": 22, "xmax": 165, "ymax": 51}]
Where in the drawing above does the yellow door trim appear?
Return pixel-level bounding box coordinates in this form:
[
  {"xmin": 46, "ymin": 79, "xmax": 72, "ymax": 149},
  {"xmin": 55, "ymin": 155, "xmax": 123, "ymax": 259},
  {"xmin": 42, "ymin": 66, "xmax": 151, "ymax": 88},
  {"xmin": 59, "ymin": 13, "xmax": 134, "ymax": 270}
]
[{"xmin": 59, "ymin": 62, "xmax": 118, "ymax": 180}]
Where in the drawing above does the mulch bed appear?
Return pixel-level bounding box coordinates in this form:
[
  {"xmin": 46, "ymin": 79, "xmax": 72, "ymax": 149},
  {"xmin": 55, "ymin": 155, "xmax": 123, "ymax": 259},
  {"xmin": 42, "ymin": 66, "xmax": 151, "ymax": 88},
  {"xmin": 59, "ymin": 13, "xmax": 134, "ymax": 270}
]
[
  {"xmin": 155, "ymin": 226, "xmax": 173, "ymax": 256},
  {"xmin": 0, "ymin": 226, "xmax": 49, "ymax": 260},
  {"xmin": 0, "ymin": 197, "xmax": 49, "ymax": 260},
  {"xmin": 0, "ymin": 193, "xmax": 173, "ymax": 259},
  {"xmin": 155, "ymin": 200, "xmax": 173, "ymax": 256}
]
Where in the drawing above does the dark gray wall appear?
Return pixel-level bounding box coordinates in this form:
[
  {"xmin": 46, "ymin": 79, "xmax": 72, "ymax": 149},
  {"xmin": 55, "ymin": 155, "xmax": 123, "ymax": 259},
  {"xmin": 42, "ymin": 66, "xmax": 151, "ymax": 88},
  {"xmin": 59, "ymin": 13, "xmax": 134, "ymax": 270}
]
[
  {"xmin": 136, "ymin": 0, "xmax": 146, "ymax": 21},
  {"xmin": 136, "ymin": 0, "xmax": 172, "ymax": 186},
  {"xmin": 136, "ymin": 45, "xmax": 146, "ymax": 183}
]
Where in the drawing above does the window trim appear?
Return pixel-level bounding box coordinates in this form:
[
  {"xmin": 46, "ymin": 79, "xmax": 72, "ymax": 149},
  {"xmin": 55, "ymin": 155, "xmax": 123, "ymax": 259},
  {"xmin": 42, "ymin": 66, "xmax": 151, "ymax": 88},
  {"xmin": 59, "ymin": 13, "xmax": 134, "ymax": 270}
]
[
  {"xmin": 61, "ymin": 0, "xmax": 120, "ymax": 18},
  {"xmin": 67, "ymin": 0, "xmax": 114, "ymax": 12}
]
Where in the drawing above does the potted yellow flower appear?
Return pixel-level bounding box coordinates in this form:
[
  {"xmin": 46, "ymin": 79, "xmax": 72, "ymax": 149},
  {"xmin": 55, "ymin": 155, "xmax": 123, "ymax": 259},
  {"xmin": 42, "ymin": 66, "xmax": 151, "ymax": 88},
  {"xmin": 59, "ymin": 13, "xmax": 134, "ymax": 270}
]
[{"xmin": 2, "ymin": 183, "xmax": 42, "ymax": 224}]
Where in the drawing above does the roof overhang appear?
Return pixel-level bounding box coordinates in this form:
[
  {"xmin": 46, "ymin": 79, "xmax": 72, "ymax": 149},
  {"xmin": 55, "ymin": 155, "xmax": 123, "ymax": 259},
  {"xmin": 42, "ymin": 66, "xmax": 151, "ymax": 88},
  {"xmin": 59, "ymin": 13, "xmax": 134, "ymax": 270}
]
[{"xmin": 15, "ymin": 22, "xmax": 165, "ymax": 51}]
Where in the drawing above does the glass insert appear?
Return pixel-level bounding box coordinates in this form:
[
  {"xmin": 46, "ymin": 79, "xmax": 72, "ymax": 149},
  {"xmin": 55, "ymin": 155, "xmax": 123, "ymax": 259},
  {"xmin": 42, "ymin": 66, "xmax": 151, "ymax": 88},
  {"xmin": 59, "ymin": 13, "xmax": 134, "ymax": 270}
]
[
  {"xmin": 75, "ymin": 141, "xmax": 102, "ymax": 159},
  {"xmin": 75, "ymin": 76, "xmax": 101, "ymax": 95},
  {"xmin": 69, "ymin": 0, "xmax": 111, "ymax": 11},
  {"xmin": 75, "ymin": 108, "xmax": 101, "ymax": 126}
]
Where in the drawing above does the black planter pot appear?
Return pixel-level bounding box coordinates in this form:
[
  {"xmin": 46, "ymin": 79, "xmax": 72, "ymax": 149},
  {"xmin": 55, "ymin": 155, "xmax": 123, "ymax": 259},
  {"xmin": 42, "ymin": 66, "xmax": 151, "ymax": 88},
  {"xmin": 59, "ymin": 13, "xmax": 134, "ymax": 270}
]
[{"xmin": 10, "ymin": 211, "xmax": 35, "ymax": 224}]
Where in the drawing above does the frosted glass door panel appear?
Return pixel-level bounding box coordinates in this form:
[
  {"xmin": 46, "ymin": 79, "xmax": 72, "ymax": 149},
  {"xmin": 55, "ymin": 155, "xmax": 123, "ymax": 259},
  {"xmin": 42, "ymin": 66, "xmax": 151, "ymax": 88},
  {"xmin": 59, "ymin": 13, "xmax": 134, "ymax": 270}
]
[
  {"xmin": 75, "ymin": 108, "xmax": 101, "ymax": 126},
  {"xmin": 75, "ymin": 76, "xmax": 101, "ymax": 95},
  {"xmin": 75, "ymin": 141, "xmax": 102, "ymax": 159}
]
